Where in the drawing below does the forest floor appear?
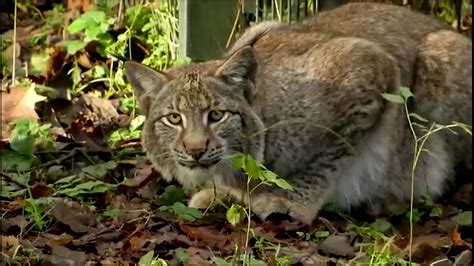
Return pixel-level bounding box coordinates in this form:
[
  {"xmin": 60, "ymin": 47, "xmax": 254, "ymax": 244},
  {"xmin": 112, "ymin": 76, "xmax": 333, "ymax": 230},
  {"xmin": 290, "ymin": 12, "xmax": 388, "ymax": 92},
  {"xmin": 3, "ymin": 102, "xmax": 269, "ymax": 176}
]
[{"xmin": 1, "ymin": 1, "xmax": 472, "ymax": 265}]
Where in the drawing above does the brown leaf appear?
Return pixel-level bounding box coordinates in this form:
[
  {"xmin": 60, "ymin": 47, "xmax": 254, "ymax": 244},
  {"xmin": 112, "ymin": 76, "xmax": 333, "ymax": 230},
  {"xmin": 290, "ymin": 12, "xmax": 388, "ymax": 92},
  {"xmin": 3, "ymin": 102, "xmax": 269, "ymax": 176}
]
[
  {"xmin": 186, "ymin": 247, "xmax": 213, "ymax": 265},
  {"xmin": 49, "ymin": 242, "xmax": 87, "ymax": 265},
  {"xmin": 128, "ymin": 235, "xmax": 142, "ymax": 252},
  {"xmin": 1, "ymin": 84, "xmax": 46, "ymax": 139},
  {"xmin": 42, "ymin": 232, "xmax": 74, "ymax": 246},
  {"xmin": 125, "ymin": 165, "xmax": 155, "ymax": 188},
  {"xmin": 3, "ymin": 215, "xmax": 29, "ymax": 233},
  {"xmin": 30, "ymin": 183, "xmax": 54, "ymax": 198},
  {"xmin": 318, "ymin": 234, "xmax": 355, "ymax": 257},
  {"xmin": 180, "ymin": 224, "xmax": 228, "ymax": 247},
  {"xmin": 51, "ymin": 199, "xmax": 96, "ymax": 233},
  {"xmin": 1, "ymin": 235, "xmax": 20, "ymax": 259}
]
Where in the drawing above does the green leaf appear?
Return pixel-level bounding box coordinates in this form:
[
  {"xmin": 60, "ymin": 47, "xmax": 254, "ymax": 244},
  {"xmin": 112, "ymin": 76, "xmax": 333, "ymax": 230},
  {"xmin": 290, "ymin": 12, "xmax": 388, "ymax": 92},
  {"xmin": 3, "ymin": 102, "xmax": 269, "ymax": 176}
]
[
  {"xmin": 82, "ymin": 161, "xmax": 117, "ymax": 178},
  {"xmin": 10, "ymin": 120, "xmax": 37, "ymax": 155},
  {"xmin": 409, "ymin": 113, "xmax": 429, "ymax": 123},
  {"xmin": 58, "ymin": 181, "xmax": 116, "ymax": 198},
  {"xmin": 451, "ymin": 211, "xmax": 472, "ymax": 226},
  {"xmin": 174, "ymin": 248, "xmax": 188, "ymax": 264},
  {"xmin": 371, "ymin": 218, "xmax": 392, "ymax": 233},
  {"xmin": 157, "ymin": 185, "xmax": 185, "ymax": 206},
  {"xmin": 130, "ymin": 115, "xmax": 146, "ymax": 131},
  {"xmin": 314, "ymin": 230, "xmax": 330, "ymax": 239},
  {"xmin": 274, "ymin": 178, "xmax": 293, "ymax": 191},
  {"xmin": 261, "ymin": 169, "xmax": 278, "ymax": 182},
  {"xmin": 245, "ymin": 155, "xmax": 261, "ymax": 178},
  {"xmin": 103, "ymin": 208, "xmax": 126, "ymax": 218},
  {"xmin": 381, "ymin": 93, "xmax": 404, "ymax": 104},
  {"xmin": 139, "ymin": 250, "xmax": 155, "ymax": 266},
  {"xmin": 400, "ymin": 86, "xmax": 414, "ymax": 101},
  {"xmin": 429, "ymin": 206, "xmax": 442, "ymax": 218},
  {"xmin": 67, "ymin": 18, "xmax": 88, "ymax": 33},
  {"xmin": 232, "ymin": 153, "xmax": 245, "ymax": 170},
  {"xmin": 62, "ymin": 40, "xmax": 87, "ymax": 55},
  {"xmin": 226, "ymin": 204, "xmax": 246, "ymax": 226},
  {"xmin": 171, "ymin": 202, "xmax": 202, "ymax": 222},
  {"xmin": 93, "ymin": 65, "xmax": 106, "ymax": 78}
]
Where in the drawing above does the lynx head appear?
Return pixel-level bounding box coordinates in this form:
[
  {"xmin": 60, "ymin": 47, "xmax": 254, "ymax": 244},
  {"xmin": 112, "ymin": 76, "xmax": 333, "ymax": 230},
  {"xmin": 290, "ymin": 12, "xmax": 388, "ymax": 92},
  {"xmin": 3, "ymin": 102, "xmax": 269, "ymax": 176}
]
[{"xmin": 124, "ymin": 46, "xmax": 265, "ymax": 189}]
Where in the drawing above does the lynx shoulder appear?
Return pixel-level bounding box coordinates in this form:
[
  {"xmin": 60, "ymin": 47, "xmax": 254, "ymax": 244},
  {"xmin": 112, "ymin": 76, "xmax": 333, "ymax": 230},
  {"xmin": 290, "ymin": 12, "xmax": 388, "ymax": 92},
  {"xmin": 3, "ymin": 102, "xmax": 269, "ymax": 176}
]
[{"xmin": 124, "ymin": 2, "xmax": 472, "ymax": 224}]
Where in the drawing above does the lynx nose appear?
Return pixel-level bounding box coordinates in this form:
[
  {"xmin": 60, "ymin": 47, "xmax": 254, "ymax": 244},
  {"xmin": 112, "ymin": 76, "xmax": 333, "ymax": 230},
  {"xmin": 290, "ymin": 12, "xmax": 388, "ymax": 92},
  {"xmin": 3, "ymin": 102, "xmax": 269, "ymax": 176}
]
[{"xmin": 183, "ymin": 137, "xmax": 209, "ymax": 160}]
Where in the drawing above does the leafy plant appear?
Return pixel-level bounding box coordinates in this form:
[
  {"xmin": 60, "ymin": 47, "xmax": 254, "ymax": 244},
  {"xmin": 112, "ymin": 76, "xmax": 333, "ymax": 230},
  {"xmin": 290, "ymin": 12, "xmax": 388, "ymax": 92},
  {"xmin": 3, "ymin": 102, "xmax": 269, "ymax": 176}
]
[
  {"xmin": 108, "ymin": 115, "xmax": 145, "ymax": 147},
  {"xmin": 2, "ymin": 120, "xmax": 53, "ymax": 172},
  {"xmin": 382, "ymin": 86, "xmax": 472, "ymax": 262},
  {"xmin": 63, "ymin": 9, "xmax": 115, "ymax": 55}
]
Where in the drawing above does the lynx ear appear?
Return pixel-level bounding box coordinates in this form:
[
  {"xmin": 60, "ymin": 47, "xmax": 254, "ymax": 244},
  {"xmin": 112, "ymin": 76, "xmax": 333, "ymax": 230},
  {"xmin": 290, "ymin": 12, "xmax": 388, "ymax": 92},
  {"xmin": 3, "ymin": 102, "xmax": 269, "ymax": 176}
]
[
  {"xmin": 215, "ymin": 46, "xmax": 258, "ymax": 101},
  {"xmin": 124, "ymin": 61, "xmax": 170, "ymax": 114}
]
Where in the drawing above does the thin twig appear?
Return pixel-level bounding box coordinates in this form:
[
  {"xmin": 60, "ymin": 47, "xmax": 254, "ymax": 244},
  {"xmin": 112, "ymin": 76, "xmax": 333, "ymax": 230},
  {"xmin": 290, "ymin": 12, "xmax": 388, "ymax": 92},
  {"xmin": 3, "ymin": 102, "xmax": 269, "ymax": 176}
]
[
  {"xmin": 12, "ymin": 0, "xmax": 18, "ymax": 86},
  {"xmin": 225, "ymin": 0, "xmax": 243, "ymax": 49}
]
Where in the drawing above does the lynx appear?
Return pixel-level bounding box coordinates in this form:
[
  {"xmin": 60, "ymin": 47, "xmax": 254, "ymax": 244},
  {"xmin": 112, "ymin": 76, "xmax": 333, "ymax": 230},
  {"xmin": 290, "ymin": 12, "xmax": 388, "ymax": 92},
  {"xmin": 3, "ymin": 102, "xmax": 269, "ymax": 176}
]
[{"xmin": 124, "ymin": 2, "xmax": 472, "ymax": 224}]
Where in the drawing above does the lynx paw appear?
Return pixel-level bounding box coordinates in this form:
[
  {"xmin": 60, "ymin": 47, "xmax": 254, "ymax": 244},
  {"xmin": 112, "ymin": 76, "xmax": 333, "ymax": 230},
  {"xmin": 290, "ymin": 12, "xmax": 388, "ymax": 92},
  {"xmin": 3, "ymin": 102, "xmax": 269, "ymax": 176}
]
[
  {"xmin": 251, "ymin": 193, "xmax": 317, "ymax": 224},
  {"xmin": 188, "ymin": 189, "xmax": 215, "ymax": 209}
]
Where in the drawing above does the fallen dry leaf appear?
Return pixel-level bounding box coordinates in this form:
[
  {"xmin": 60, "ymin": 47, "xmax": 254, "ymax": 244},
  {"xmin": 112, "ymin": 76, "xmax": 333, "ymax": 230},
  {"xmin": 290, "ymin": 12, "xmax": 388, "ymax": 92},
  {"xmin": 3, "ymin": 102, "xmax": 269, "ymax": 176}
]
[
  {"xmin": 3, "ymin": 215, "xmax": 29, "ymax": 233},
  {"xmin": 51, "ymin": 199, "xmax": 96, "ymax": 233},
  {"xmin": 1, "ymin": 84, "xmax": 47, "ymax": 139},
  {"xmin": 48, "ymin": 242, "xmax": 87, "ymax": 265},
  {"xmin": 1, "ymin": 235, "xmax": 20, "ymax": 259},
  {"xmin": 179, "ymin": 224, "xmax": 228, "ymax": 247},
  {"xmin": 319, "ymin": 234, "xmax": 355, "ymax": 257},
  {"xmin": 30, "ymin": 183, "xmax": 54, "ymax": 198},
  {"xmin": 42, "ymin": 232, "xmax": 74, "ymax": 246}
]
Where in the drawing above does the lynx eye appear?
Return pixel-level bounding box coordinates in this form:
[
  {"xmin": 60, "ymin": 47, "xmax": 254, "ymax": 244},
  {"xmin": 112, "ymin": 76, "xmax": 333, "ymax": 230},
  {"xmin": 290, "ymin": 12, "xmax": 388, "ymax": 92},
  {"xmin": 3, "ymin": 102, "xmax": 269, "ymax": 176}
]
[
  {"xmin": 208, "ymin": 110, "xmax": 225, "ymax": 123},
  {"xmin": 165, "ymin": 113, "xmax": 182, "ymax": 125}
]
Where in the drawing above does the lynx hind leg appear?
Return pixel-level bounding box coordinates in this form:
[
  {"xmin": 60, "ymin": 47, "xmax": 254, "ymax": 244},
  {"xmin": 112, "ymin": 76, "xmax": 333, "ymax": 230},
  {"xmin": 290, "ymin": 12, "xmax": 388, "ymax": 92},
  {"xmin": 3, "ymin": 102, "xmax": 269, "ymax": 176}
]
[{"xmin": 414, "ymin": 30, "xmax": 472, "ymax": 168}]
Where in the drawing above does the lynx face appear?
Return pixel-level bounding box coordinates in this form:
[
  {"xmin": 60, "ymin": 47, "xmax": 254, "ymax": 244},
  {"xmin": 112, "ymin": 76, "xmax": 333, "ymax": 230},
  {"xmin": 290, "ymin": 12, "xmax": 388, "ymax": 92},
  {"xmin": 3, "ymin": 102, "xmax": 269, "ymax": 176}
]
[
  {"xmin": 148, "ymin": 75, "xmax": 245, "ymax": 169},
  {"xmin": 124, "ymin": 47, "xmax": 265, "ymax": 189}
]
